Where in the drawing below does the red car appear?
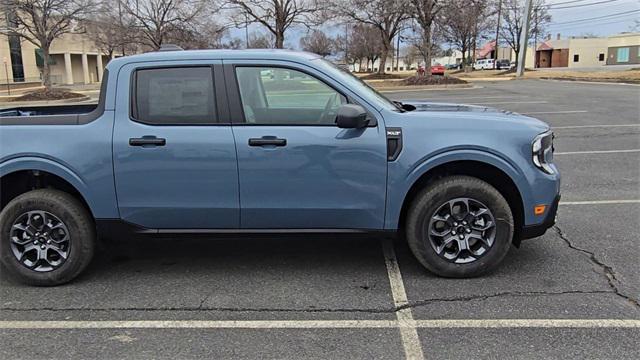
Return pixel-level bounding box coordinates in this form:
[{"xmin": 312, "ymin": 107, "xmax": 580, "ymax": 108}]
[{"xmin": 431, "ymin": 64, "xmax": 445, "ymax": 76}]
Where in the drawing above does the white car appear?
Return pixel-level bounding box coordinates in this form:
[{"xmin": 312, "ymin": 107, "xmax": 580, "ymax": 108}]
[{"xmin": 473, "ymin": 59, "xmax": 495, "ymax": 70}]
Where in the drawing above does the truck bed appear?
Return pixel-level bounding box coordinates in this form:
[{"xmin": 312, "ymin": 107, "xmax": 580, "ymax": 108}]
[{"xmin": 0, "ymin": 104, "xmax": 102, "ymax": 125}]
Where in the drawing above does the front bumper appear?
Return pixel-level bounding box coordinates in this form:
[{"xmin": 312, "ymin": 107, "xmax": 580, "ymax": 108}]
[{"xmin": 520, "ymin": 194, "xmax": 561, "ymax": 240}]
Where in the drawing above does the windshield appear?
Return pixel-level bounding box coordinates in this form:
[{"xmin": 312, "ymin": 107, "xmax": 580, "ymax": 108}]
[{"xmin": 313, "ymin": 59, "xmax": 399, "ymax": 112}]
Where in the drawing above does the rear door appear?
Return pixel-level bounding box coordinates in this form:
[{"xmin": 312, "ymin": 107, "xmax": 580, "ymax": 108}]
[
  {"xmin": 224, "ymin": 61, "xmax": 388, "ymax": 229},
  {"xmin": 112, "ymin": 61, "xmax": 239, "ymax": 229}
]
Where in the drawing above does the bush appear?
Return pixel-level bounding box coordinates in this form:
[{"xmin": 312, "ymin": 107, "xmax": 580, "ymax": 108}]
[{"xmin": 360, "ymin": 73, "xmax": 405, "ymax": 80}]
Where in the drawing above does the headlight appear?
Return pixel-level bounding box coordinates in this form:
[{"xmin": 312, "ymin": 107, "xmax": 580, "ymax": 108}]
[{"xmin": 532, "ymin": 131, "xmax": 555, "ymax": 174}]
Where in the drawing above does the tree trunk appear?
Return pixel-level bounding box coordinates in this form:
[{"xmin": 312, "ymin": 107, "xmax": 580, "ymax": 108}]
[
  {"xmin": 275, "ymin": 31, "xmax": 284, "ymax": 49},
  {"xmin": 423, "ymin": 25, "xmax": 433, "ymax": 76},
  {"xmin": 42, "ymin": 46, "xmax": 52, "ymax": 91},
  {"xmin": 377, "ymin": 33, "xmax": 392, "ymax": 74}
]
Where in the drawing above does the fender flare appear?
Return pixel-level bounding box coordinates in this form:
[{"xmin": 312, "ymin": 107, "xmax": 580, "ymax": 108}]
[
  {"xmin": 387, "ymin": 148, "xmax": 531, "ymax": 229},
  {"xmin": 0, "ymin": 156, "xmax": 95, "ymax": 215}
]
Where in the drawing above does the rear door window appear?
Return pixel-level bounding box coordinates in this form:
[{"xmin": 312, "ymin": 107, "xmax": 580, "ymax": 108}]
[{"xmin": 132, "ymin": 67, "xmax": 216, "ymax": 125}]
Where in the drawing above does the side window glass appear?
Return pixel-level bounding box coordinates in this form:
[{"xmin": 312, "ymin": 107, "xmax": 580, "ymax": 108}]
[
  {"xmin": 235, "ymin": 67, "xmax": 346, "ymax": 125},
  {"xmin": 133, "ymin": 67, "xmax": 215, "ymax": 125}
]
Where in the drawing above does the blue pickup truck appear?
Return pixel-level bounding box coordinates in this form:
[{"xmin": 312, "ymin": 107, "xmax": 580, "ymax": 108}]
[{"xmin": 0, "ymin": 49, "xmax": 560, "ymax": 285}]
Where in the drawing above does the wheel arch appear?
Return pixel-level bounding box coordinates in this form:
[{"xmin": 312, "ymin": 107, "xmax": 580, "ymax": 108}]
[
  {"xmin": 0, "ymin": 158, "xmax": 95, "ymax": 219},
  {"xmin": 397, "ymin": 159, "xmax": 526, "ymax": 246}
]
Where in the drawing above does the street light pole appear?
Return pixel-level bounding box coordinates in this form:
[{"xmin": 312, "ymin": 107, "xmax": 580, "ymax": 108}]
[
  {"xmin": 516, "ymin": 0, "xmax": 534, "ymax": 77},
  {"xmin": 494, "ymin": 0, "xmax": 502, "ymax": 69}
]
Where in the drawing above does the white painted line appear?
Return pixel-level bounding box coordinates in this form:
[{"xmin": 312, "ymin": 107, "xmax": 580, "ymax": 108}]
[
  {"xmin": 468, "ymin": 101, "xmax": 547, "ymax": 105},
  {"xmin": 414, "ymin": 319, "xmax": 640, "ymax": 328},
  {"xmin": 521, "ymin": 110, "xmax": 588, "ymax": 115},
  {"xmin": 553, "ymin": 124, "xmax": 640, "ymax": 129},
  {"xmin": 555, "ymin": 149, "xmax": 640, "ymax": 155},
  {"xmin": 560, "ymin": 200, "xmax": 640, "ymax": 205},
  {"xmin": 382, "ymin": 238, "xmax": 425, "ymax": 360},
  {"xmin": 0, "ymin": 319, "xmax": 638, "ymax": 329}
]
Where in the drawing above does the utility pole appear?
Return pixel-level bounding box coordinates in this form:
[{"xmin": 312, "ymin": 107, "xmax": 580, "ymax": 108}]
[
  {"xmin": 516, "ymin": 0, "xmax": 534, "ymax": 77},
  {"xmin": 494, "ymin": 0, "xmax": 502, "ymax": 69}
]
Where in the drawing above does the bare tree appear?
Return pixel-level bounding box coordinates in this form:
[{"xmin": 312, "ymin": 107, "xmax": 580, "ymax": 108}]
[
  {"xmin": 165, "ymin": 18, "xmax": 228, "ymax": 49},
  {"xmin": 0, "ymin": 0, "xmax": 97, "ymax": 89},
  {"xmin": 120, "ymin": 0, "xmax": 209, "ymax": 50},
  {"xmin": 500, "ymin": 0, "xmax": 550, "ymax": 67},
  {"xmin": 226, "ymin": 0, "xmax": 323, "ymax": 49},
  {"xmin": 339, "ymin": 0, "xmax": 410, "ymax": 74},
  {"xmin": 408, "ymin": 0, "xmax": 442, "ymax": 74},
  {"xmin": 345, "ymin": 24, "xmax": 385, "ymax": 72},
  {"xmin": 300, "ymin": 30, "xmax": 333, "ymax": 57},
  {"xmin": 246, "ymin": 32, "xmax": 274, "ymax": 48},
  {"xmin": 440, "ymin": 0, "xmax": 491, "ymax": 67},
  {"xmin": 84, "ymin": 0, "xmax": 138, "ymax": 57}
]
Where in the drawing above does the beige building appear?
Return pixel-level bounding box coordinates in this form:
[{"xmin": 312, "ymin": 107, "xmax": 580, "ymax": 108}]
[
  {"xmin": 0, "ymin": 32, "xmax": 113, "ymax": 86},
  {"xmin": 536, "ymin": 32, "xmax": 640, "ymax": 68}
]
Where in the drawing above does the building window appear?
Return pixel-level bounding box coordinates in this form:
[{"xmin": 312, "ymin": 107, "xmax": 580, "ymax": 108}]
[
  {"xmin": 598, "ymin": 53, "xmax": 605, "ymax": 61},
  {"xmin": 616, "ymin": 47, "xmax": 629, "ymax": 62},
  {"xmin": 573, "ymin": 54, "xmax": 579, "ymax": 62}
]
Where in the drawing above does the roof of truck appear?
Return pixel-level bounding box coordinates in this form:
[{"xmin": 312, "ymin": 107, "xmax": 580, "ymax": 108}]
[{"xmin": 107, "ymin": 49, "xmax": 321, "ymax": 69}]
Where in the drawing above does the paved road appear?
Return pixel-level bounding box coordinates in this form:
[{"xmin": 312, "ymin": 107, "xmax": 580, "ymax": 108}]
[{"xmin": 1, "ymin": 79, "xmax": 638, "ymax": 359}]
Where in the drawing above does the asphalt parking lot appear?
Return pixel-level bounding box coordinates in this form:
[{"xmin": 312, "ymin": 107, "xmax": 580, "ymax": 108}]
[{"xmin": 1, "ymin": 79, "xmax": 638, "ymax": 359}]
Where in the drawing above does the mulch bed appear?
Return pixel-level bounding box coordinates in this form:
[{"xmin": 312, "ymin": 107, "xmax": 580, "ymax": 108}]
[
  {"xmin": 360, "ymin": 73, "xmax": 406, "ymax": 80},
  {"xmin": 10, "ymin": 89, "xmax": 86, "ymax": 102},
  {"xmin": 402, "ymin": 75, "xmax": 468, "ymax": 86}
]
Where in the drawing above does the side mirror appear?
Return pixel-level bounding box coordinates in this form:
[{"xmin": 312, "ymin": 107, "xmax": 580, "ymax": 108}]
[{"xmin": 336, "ymin": 104, "xmax": 369, "ymax": 129}]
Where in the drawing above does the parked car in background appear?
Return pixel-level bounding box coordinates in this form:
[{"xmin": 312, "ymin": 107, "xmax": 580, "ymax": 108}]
[
  {"xmin": 445, "ymin": 63, "xmax": 461, "ymax": 70},
  {"xmin": 473, "ymin": 58, "xmax": 495, "ymax": 70},
  {"xmin": 430, "ymin": 63, "xmax": 445, "ymax": 76},
  {"xmin": 0, "ymin": 49, "xmax": 560, "ymax": 286},
  {"xmin": 496, "ymin": 59, "xmax": 513, "ymax": 70}
]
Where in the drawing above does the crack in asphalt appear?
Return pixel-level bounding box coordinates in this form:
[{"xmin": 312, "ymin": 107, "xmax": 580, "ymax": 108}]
[
  {"xmin": 553, "ymin": 225, "xmax": 640, "ymax": 310},
  {"xmin": 0, "ymin": 289, "xmax": 623, "ymax": 314}
]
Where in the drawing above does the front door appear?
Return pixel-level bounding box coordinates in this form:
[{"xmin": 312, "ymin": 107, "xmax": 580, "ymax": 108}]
[
  {"xmin": 226, "ymin": 64, "xmax": 387, "ymax": 229},
  {"xmin": 113, "ymin": 62, "xmax": 239, "ymax": 229}
]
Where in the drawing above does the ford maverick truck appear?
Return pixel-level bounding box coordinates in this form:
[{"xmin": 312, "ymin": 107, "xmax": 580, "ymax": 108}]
[{"xmin": 0, "ymin": 49, "xmax": 560, "ymax": 285}]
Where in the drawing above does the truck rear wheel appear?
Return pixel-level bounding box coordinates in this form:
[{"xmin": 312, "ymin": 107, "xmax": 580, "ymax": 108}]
[
  {"xmin": 0, "ymin": 189, "xmax": 95, "ymax": 286},
  {"xmin": 406, "ymin": 176, "xmax": 513, "ymax": 278}
]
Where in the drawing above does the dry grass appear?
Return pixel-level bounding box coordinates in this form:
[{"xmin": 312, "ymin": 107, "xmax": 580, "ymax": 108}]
[{"xmin": 524, "ymin": 69, "xmax": 640, "ymax": 83}]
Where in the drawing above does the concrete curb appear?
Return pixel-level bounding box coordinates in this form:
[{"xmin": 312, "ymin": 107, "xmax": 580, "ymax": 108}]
[
  {"xmin": 0, "ymin": 95, "xmax": 92, "ymax": 107},
  {"xmin": 374, "ymin": 84, "xmax": 474, "ymax": 92}
]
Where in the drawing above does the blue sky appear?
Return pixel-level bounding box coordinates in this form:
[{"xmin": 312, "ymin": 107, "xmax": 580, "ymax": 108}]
[{"xmin": 227, "ymin": 0, "xmax": 640, "ymax": 49}]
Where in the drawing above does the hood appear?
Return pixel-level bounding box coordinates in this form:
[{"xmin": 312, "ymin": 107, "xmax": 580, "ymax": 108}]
[
  {"xmin": 400, "ymin": 101, "xmax": 513, "ymax": 114},
  {"xmin": 395, "ymin": 100, "xmax": 550, "ymax": 134}
]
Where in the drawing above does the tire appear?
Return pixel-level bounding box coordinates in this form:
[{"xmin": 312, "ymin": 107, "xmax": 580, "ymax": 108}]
[
  {"xmin": 406, "ymin": 176, "xmax": 513, "ymax": 278},
  {"xmin": 0, "ymin": 189, "xmax": 95, "ymax": 286}
]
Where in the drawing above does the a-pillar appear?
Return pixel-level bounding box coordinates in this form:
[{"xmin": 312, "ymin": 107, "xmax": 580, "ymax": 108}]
[{"xmin": 63, "ymin": 52, "xmax": 73, "ymax": 85}]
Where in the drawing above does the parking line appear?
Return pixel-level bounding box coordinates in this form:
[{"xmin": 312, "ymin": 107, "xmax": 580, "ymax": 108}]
[
  {"xmin": 0, "ymin": 319, "xmax": 637, "ymax": 329},
  {"xmin": 521, "ymin": 110, "xmax": 588, "ymax": 115},
  {"xmin": 560, "ymin": 200, "xmax": 640, "ymax": 205},
  {"xmin": 554, "ymin": 149, "xmax": 640, "ymax": 155},
  {"xmin": 382, "ymin": 238, "xmax": 426, "ymax": 360},
  {"xmin": 553, "ymin": 124, "xmax": 640, "ymax": 129}
]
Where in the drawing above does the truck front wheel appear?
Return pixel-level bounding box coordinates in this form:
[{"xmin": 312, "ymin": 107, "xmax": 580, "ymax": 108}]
[
  {"xmin": 406, "ymin": 176, "xmax": 514, "ymax": 278},
  {"xmin": 0, "ymin": 189, "xmax": 95, "ymax": 286}
]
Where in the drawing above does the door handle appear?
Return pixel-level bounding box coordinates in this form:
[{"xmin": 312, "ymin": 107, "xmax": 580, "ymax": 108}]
[
  {"xmin": 129, "ymin": 136, "xmax": 166, "ymax": 147},
  {"xmin": 248, "ymin": 137, "xmax": 287, "ymax": 147}
]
